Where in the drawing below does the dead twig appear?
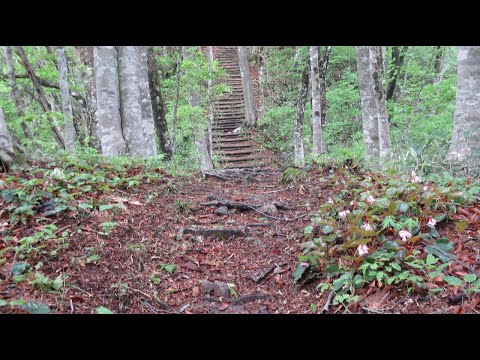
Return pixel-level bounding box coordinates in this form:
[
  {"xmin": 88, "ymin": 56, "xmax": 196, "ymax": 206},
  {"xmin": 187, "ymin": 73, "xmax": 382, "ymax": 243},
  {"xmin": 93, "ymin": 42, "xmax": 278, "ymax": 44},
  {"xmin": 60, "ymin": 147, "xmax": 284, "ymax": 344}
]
[{"xmin": 321, "ymin": 291, "xmax": 335, "ymax": 314}]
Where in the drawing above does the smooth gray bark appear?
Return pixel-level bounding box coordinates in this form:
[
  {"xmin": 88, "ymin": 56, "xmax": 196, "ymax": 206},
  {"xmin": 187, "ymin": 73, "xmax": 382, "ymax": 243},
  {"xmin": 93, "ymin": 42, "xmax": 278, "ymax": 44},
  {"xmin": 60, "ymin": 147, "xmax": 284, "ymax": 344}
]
[
  {"xmin": 93, "ymin": 46, "xmax": 127, "ymax": 156},
  {"xmin": 257, "ymin": 46, "xmax": 265, "ymax": 119},
  {"xmin": 118, "ymin": 46, "xmax": 157, "ymax": 157},
  {"xmin": 447, "ymin": 47, "xmax": 480, "ymax": 174},
  {"xmin": 0, "ymin": 107, "xmax": 15, "ymax": 171},
  {"xmin": 56, "ymin": 47, "xmax": 76, "ymax": 153},
  {"xmin": 171, "ymin": 46, "xmax": 184, "ymax": 155},
  {"xmin": 294, "ymin": 58, "xmax": 310, "ymax": 167},
  {"xmin": 146, "ymin": 46, "xmax": 172, "ymax": 158},
  {"xmin": 310, "ymin": 46, "xmax": 323, "ymax": 155},
  {"xmin": 238, "ymin": 46, "xmax": 257, "ymax": 127}
]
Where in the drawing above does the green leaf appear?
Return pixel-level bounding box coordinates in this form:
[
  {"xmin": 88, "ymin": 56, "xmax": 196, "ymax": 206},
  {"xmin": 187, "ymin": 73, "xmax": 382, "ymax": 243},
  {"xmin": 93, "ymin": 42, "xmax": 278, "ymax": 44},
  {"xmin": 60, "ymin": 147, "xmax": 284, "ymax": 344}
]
[
  {"xmin": 434, "ymin": 213, "xmax": 447, "ymax": 222},
  {"xmin": 398, "ymin": 202, "xmax": 409, "ymax": 213},
  {"xmin": 0, "ymin": 299, "xmax": 8, "ymax": 307},
  {"xmin": 304, "ymin": 225, "xmax": 314, "ymax": 239},
  {"xmin": 443, "ymin": 276, "xmax": 462, "ymax": 287},
  {"xmin": 293, "ymin": 262, "xmax": 309, "ymax": 283},
  {"xmin": 426, "ymin": 254, "xmax": 438, "ymax": 265},
  {"xmin": 23, "ymin": 301, "xmax": 50, "ymax": 314},
  {"xmin": 78, "ymin": 203, "xmax": 93, "ymax": 210},
  {"xmin": 96, "ymin": 306, "xmax": 114, "ymax": 314},
  {"xmin": 375, "ymin": 198, "xmax": 390, "ymax": 209},
  {"xmin": 9, "ymin": 299, "xmax": 27, "ymax": 306},
  {"xmin": 99, "ymin": 204, "xmax": 115, "ymax": 211},
  {"xmin": 53, "ymin": 275, "xmax": 63, "ymax": 291},
  {"xmin": 463, "ymin": 274, "xmax": 477, "ymax": 283},
  {"xmin": 391, "ymin": 263, "xmax": 401, "ymax": 272},
  {"xmin": 11, "ymin": 262, "xmax": 29, "ymax": 275},
  {"xmin": 322, "ymin": 225, "xmax": 334, "ymax": 235},
  {"xmin": 160, "ymin": 263, "xmax": 177, "ymax": 274}
]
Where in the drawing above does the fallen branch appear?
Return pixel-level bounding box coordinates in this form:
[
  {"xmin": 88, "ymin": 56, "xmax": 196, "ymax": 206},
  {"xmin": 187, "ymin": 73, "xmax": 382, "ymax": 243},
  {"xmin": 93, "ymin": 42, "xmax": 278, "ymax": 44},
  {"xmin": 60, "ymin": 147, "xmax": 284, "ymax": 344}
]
[
  {"xmin": 321, "ymin": 291, "xmax": 335, "ymax": 314},
  {"xmin": 180, "ymin": 227, "xmax": 247, "ymax": 239},
  {"xmin": 228, "ymin": 293, "xmax": 268, "ymax": 305},
  {"xmin": 250, "ymin": 266, "xmax": 276, "ymax": 283}
]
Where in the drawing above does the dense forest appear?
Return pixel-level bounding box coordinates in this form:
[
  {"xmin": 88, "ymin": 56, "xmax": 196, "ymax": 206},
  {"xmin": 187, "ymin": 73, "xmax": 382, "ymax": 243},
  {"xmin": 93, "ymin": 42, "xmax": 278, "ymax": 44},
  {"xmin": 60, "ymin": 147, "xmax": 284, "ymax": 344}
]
[{"xmin": 0, "ymin": 46, "xmax": 479, "ymax": 314}]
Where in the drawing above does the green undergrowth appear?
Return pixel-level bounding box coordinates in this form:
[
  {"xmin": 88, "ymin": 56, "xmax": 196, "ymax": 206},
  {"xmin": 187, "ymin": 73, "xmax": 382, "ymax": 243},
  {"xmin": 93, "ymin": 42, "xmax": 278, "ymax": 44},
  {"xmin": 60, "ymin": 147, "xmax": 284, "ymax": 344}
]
[{"xmin": 294, "ymin": 166, "xmax": 480, "ymax": 309}]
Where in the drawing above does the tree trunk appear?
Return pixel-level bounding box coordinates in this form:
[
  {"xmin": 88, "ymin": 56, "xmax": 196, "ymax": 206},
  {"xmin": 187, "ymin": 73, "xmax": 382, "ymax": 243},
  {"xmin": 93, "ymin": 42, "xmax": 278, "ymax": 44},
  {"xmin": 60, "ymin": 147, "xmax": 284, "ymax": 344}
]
[
  {"xmin": 294, "ymin": 58, "xmax": 310, "ymax": 167},
  {"xmin": 385, "ymin": 46, "xmax": 408, "ymax": 101},
  {"xmin": 3, "ymin": 46, "xmax": 31, "ymax": 139},
  {"xmin": 117, "ymin": 46, "xmax": 157, "ymax": 157},
  {"xmin": 370, "ymin": 46, "xmax": 391, "ymax": 163},
  {"xmin": 56, "ymin": 47, "xmax": 76, "ymax": 153},
  {"xmin": 257, "ymin": 47, "xmax": 266, "ymax": 119},
  {"xmin": 310, "ymin": 46, "xmax": 323, "ymax": 155},
  {"xmin": 238, "ymin": 46, "xmax": 256, "ymax": 127},
  {"xmin": 320, "ymin": 46, "xmax": 332, "ymax": 129},
  {"xmin": 171, "ymin": 46, "xmax": 184, "ymax": 155},
  {"xmin": 356, "ymin": 46, "xmax": 380, "ymax": 167},
  {"xmin": 184, "ymin": 47, "xmax": 213, "ymax": 172},
  {"xmin": 14, "ymin": 46, "xmax": 65, "ymax": 148},
  {"xmin": 447, "ymin": 47, "xmax": 480, "ymax": 175},
  {"xmin": 76, "ymin": 46, "xmax": 100, "ymax": 150},
  {"xmin": 146, "ymin": 46, "xmax": 172, "ymax": 159},
  {"xmin": 93, "ymin": 46, "xmax": 127, "ymax": 156},
  {"xmin": 0, "ymin": 107, "xmax": 15, "ymax": 172}
]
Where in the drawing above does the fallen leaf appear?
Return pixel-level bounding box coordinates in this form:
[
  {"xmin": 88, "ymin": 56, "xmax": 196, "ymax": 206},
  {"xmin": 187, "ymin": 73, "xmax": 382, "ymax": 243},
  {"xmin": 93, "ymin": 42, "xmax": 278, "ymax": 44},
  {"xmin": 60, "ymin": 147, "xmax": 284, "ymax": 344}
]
[
  {"xmin": 129, "ymin": 200, "xmax": 142, "ymax": 206},
  {"xmin": 218, "ymin": 303, "xmax": 229, "ymax": 311}
]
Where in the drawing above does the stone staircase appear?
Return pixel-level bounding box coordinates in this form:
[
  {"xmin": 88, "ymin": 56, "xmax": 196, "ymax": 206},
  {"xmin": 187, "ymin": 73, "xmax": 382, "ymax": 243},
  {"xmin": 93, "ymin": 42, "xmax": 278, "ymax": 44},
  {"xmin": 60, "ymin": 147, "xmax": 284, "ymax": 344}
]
[{"xmin": 213, "ymin": 46, "xmax": 264, "ymax": 169}]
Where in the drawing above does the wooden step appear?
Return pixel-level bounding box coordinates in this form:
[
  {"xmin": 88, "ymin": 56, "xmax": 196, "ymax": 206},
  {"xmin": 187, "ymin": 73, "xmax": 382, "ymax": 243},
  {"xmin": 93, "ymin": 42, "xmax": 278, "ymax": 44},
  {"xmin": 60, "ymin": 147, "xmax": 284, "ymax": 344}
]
[
  {"xmin": 214, "ymin": 143, "xmax": 254, "ymax": 150},
  {"xmin": 217, "ymin": 149, "xmax": 255, "ymax": 156},
  {"xmin": 213, "ymin": 135, "xmax": 251, "ymax": 141},
  {"xmin": 219, "ymin": 156, "xmax": 261, "ymax": 163},
  {"xmin": 222, "ymin": 162, "xmax": 265, "ymax": 169}
]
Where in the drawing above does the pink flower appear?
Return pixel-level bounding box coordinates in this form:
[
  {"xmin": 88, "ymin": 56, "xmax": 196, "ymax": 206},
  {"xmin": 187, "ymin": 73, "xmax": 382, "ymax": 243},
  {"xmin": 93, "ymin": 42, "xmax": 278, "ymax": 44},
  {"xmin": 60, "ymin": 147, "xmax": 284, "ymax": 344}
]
[
  {"xmin": 366, "ymin": 195, "xmax": 375, "ymax": 204},
  {"xmin": 357, "ymin": 244, "xmax": 369, "ymax": 257},
  {"xmin": 423, "ymin": 185, "xmax": 429, "ymax": 191},
  {"xmin": 427, "ymin": 218, "xmax": 437, "ymax": 227},
  {"xmin": 362, "ymin": 222, "xmax": 373, "ymax": 231},
  {"xmin": 410, "ymin": 170, "xmax": 421, "ymax": 183},
  {"xmin": 339, "ymin": 210, "xmax": 350, "ymax": 218},
  {"xmin": 398, "ymin": 229, "xmax": 412, "ymax": 242},
  {"xmin": 327, "ymin": 197, "xmax": 334, "ymax": 204}
]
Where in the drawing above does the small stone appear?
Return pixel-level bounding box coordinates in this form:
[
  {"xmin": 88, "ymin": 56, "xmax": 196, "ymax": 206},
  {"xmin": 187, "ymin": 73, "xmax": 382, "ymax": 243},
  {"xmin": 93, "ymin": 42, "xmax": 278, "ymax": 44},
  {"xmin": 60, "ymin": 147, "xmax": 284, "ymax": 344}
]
[
  {"xmin": 214, "ymin": 206, "xmax": 229, "ymax": 215},
  {"xmin": 228, "ymin": 208, "xmax": 237, "ymax": 214},
  {"xmin": 200, "ymin": 280, "xmax": 230, "ymax": 298},
  {"xmin": 258, "ymin": 204, "xmax": 278, "ymax": 216},
  {"xmin": 244, "ymin": 237, "xmax": 256, "ymax": 244},
  {"xmin": 253, "ymin": 239, "xmax": 265, "ymax": 248}
]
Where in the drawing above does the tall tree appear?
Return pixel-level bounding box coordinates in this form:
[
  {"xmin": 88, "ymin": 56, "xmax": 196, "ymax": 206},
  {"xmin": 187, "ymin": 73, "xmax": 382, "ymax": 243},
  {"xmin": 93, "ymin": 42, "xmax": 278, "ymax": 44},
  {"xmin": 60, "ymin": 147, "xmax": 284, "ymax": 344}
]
[
  {"xmin": 93, "ymin": 46, "xmax": 127, "ymax": 156},
  {"xmin": 3, "ymin": 46, "xmax": 31, "ymax": 139},
  {"xmin": 238, "ymin": 46, "xmax": 257, "ymax": 127},
  {"xmin": 184, "ymin": 47, "xmax": 213, "ymax": 172},
  {"xmin": 118, "ymin": 46, "xmax": 157, "ymax": 157},
  {"xmin": 294, "ymin": 57, "xmax": 310, "ymax": 167},
  {"xmin": 309, "ymin": 46, "xmax": 323, "ymax": 155},
  {"xmin": 257, "ymin": 47, "xmax": 266, "ymax": 119},
  {"xmin": 56, "ymin": 47, "xmax": 76, "ymax": 153},
  {"xmin": 75, "ymin": 46, "xmax": 100, "ymax": 150},
  {"xmin": 0, "ymin": 107, "xmax": 15, "ymax": 172},
  {"xmin": 14, "ymin": 46, "xmax": 65, "ymax": 148},
  {"xmin": 385, "ymin": 46, "xmax": 408, "ymax": 101},
  {"xmin": 447, "ymin": 47, "xmax": 480, "ymax": 174},
  {"xmin": 147, "ymin": 46, "xmax": 172, "ymax": 159},
  {"xmin": 356, "ymin": 46, "xmax": 391, "ymax": 168},
  {"xmin": 319, "ymin": 46, "xmax": 332, "ymax": 129},
  {"xmin": 171, "ymin": 47, "xmax": 184, "ymax": 155}
]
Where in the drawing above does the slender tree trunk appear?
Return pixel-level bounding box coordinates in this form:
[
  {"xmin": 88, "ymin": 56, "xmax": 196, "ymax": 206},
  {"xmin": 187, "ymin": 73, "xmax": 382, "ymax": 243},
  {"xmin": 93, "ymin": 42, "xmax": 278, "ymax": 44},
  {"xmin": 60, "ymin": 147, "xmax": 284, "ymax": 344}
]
[
  {"xmin": 56, "ymin": 47, "xmax": 76, "ymax": 153},
  {"xmin": 118, "ymin": 46, "xmax": 157, "ymax": 157},
  {"xmin": 385, "ymin": 46, "xmax": 408, "ymax": 101},
  {"xmin": 0, "ymin": 107, "xmax": 15, "ymax": 171},
  {"xmin": 310, "ymin": 46, "xmax": 323, "ymax": 155},
  {"xmin": 370, "ymin": 47, "xmax": 391, "ymax": 163},
  {"xmin": 320, "ymin": 46, "xmax": 332, "ymax": 129},
  {"xmin": 238, "ymin": 46, "xmax": 257, "ymax": 127},
  {"xmin": 14, "ymin": 46, "xmax": 65, "ymax": 148},
  {"xmin": 93, "ymin": 46, "xmax": 127, "ymax": 156},
  {"xmin": 171, "ymin": 46, "xmax": 184, "ymax": 155},
  {"xmin": 76, "ymin": 46, "xmax": 100, "ymax": 150},
  {"xmin": 206, "ymin": 46, "xmax": 214, "ymax": 157},
  {"xmin": 257, "ymin": 47, "xmax": 266, "ymax": 119},
  {"xmin": 3, "ymin": 46, "xmax": 31, "ymax": 139},
  {"xmin": 356, "ymin": 46, "xmax": 380, "ymax": 167},
  {"xmin": 184, "ymin": 47, "xmax": 213, "ymax": 172},
  {"xmin": 447, "ymin": 47, "xmax": 480, "ymax": 175},
  {"xmin": 294, "ymin": 58, "xmax": 310, "ymax": 167},
  {"xmin": 146, "ymin": 46, "xmax": 172, "ymax": 159}
]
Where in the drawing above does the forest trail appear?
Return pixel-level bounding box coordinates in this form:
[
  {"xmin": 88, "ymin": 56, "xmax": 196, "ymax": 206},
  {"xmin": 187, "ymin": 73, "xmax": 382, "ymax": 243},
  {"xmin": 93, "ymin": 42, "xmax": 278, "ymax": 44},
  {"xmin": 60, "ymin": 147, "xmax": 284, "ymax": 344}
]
[
  {"xmin": 212, "ymin": 46, "xmax": 265, "ymax": 169},
  {"xmin": 4, "ymin": 161, "xmax": 472, "ymax": 314}
]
